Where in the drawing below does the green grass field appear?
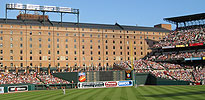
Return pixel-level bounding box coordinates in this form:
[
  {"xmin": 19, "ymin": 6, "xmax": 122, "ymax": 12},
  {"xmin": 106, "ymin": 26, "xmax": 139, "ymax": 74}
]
[{"xmin": 0, "ymin": 85, "xmax": 204, "ymax": 100}]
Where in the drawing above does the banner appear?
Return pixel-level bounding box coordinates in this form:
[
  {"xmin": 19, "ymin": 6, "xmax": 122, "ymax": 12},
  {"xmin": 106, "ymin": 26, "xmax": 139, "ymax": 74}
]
[
  {"xmin": 0, "ymin": 87, "xmax": 4, "ymax": 94},
  {"xmin": 162, "ymin": 46, "xmax": 175, "ymax": 49},
  {"xmin": 105, "ymin": 81, "xmax": 117, "ymax": 87},
  {"xmin": 78, "ymin": 81, "xmax": 133, "ymax": 89},
  {"xmin": 8, "ymin": 85, "xmax": 28, "ymax": 93},
  {"xmin": 78, "ymin": 72, "xmax": 86, "ymax": 82},
  {"xmin": 189, "ymin": 43, "xmax": 203, "ymax": 47},
  {"xmin": 118, "ymin": 81, "xmax": 133, "ymax": 87},
  {"xmin": 125, "ymin": 70, "xmax": 132, "ymax": 80},
  {"xmin": 203, "ymin": 57, "xmax": 205, "ymax": 60},
  {"xmin": 176, "ymin": 45, "xmax": 185, "ymax": 48},
  {"xmin": 78, "ymin": 82, "xmax": 104, "ymax": 88}
]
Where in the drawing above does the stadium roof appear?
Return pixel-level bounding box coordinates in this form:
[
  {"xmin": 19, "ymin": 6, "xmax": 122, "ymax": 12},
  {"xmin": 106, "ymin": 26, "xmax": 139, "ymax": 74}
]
[
  {"xmin": 0, "ymin": 18, "xmax": 170, "ymax": 32},
  {"xmin": 164, "ymin": 13, "xmax": 205, "ymax": 23}
]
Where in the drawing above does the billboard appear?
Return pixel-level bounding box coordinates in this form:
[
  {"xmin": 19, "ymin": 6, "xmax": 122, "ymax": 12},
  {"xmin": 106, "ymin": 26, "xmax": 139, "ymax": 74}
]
[
  {"xmin": 8, "ymin": 85, "xmax": 28, "ymax": 93},
  {"xmin": 6, "ymin": 3, "xmax": 72, "ymax": 13},
  {"xmin": 0, "ymin": 87, "xmax": 4, "ymax": 94},
  {"xmin": 78, "ymin": 81, "xmax": 133, "ymax": 89},
  {"xmin": 78, "ymin": 72, "xmax": 86, "ymax": 82},
  {"xmin": 118, "ymin": 81, "xmax": 133, "ymax": 87},
  {"xmin": 125, "ymin": 70, "xmax": 132, "ymax": 80}
]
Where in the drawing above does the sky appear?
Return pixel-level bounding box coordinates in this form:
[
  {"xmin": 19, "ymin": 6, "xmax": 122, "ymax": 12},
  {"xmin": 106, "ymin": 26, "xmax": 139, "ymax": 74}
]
[{"xmin": 0, "ymin": 0, "xmax": 204, "ymax": 29}]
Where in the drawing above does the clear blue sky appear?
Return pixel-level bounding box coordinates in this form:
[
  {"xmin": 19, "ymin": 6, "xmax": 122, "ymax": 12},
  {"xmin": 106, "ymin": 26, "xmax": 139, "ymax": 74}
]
[{"xmin": 0, "ymin": 0, "xmax": 204, "ymax": 29}]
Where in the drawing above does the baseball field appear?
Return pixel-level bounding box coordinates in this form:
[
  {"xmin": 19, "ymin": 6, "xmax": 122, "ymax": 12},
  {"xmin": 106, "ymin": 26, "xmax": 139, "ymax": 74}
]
[{"xmin": 0, "ymin": 85, "xmax": 204, "ymax": 100}]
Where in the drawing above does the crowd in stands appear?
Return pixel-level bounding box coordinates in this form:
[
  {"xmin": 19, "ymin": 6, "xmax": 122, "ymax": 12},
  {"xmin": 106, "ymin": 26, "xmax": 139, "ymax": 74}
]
[
  {"xmin": 149, "ymin": 51, "xmax": 205, "ymax": 61},
  {"xmin": 0, "ymin": 72, "xmax": 70, "ymax": 85},
  {"xmin": 116, "ymin": 27, "xmax": 205, "ymax": 83},
  {"xmin": 0, "ymin": 72, "xmax": 41, "ymax": 84},
  {"xmin": 153, "ymin": 27, "xmax": 205, "ymax": 48},
  {"xmin": 37, "ymin": 74, "xmax": 70, "ymax": 84}
]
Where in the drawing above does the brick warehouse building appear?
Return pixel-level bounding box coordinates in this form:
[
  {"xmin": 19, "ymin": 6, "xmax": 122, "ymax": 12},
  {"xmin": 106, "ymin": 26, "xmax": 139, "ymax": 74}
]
[{"xmin": 0, "ymin": 14, "xmax": 170, "ymax": 71}]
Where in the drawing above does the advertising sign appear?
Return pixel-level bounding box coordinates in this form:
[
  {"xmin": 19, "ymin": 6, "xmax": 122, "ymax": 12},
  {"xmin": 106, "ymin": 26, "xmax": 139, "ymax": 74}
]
[
  {"xmin": 118, "ymin": 81, "xmax": 133, "ymax": 87},
  {"xmin": 78, "ymin": 72, "xmax": 86, "ymax": 82},
  {"xmin": 0, "ymin": 87, "xmax": 4, "ymax": 94},
  {"xmin": 8, "ymin": 85, "xmax": 28, "ymax": 93},
  {"xmin": 105, "ymin": 81, "xmax": 117, "ymax": 87},
  {"xmin": 78, "ymin": 82, "xmax": 105, "ymax": 88},
  {"xmin": 125, "ymin": 70, "xmax": 132, "ymax": 80}
]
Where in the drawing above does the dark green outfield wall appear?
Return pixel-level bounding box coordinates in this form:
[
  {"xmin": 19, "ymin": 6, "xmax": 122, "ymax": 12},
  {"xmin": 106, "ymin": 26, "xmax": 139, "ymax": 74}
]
[
  {"xmin": 53, "ymin": 72, "xmax": 78, "ymax": 83},
  {"xmin": 135, "ymin": 73, "xmax": 192, "ymax": 85}
]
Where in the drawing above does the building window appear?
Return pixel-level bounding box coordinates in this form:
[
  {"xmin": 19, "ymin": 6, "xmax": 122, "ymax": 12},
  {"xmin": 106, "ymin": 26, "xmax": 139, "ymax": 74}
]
[
  {"xmin": 140, "ymin": 36, "xmax": 142, "ymax": 39},
  {"xmin": 10, "ymin": 50, "xmax": 13, "ymax": 54},
  {"xmin": 127, "ymin": 46, "xmax": 129, "ymax": 49},
  {"xmin": 30, "ymin": 50, "xmax": 32, "ymax": 54},
  {"xmin": 74, "ymin": 45, "xmax": 76, "ymax": 48},
  {"xmin": 48, "ymin": 56, "xmax": 51, "ymax": 60},
  {"xmin": 48, "ymin": 32, "xmax": 51, "ymax": 35},
  {"xmin": 20, "ymin": 37, "xmax": 23, "ymax": 41},
  {"xmin": 106, "ymin": 51, "xmax": 108, "ymax": 55},
  {"xmin": 113, "ymin": 46, "xmax": 115, "ymax": 49},
  {"xmin": 66, "ymin": 56, "xmax": 68, "ymax": 60},
  {"xmin": 48, "ymin": 50, "xmax": 51, "ymax": 54},
  {"xmin": 134, "ymin": 52, "xmax": 136, "ymax": 55},
  {"xmin": 39, "ymin": 56, "xmax": 42, "ymax": 60},
  {"xmin": 98, "ymin": 57, "xmax": 101, "ymax": 60},
  {"xmin": 74, "ymin": 57, "xmax": 77, "ymax": 60},
  {"xmin": 39, "ymin": 50, "xmax": 42, "ymax": 54},
  {"xmin": 74, "ymin": 39, "xmax": 76, "ymax": 42},
  {"xmin": 10, "ymin": 31, "xmax": 13, "ymax": 34},
  {"xmin": 98, "ymin": 35, "xmax": 100, "ymax": 38},
  {"xmin": 57, "ymin": 38, "xmax": 59, "ymax": 42},
  {"xmin": 91, "ymin": 57, "xmax": 93, "ymax": 60},
  {"xmin": 141, "ymin": 52, "xmax": 143, "ymax": 55},
  {"xmin": 39, "ymin": 38, "xmax": 41, "ymax": 42},
  {"xmin": 66, "ymin": 33, "xmax": 69, "ymax": 36},
  {"xmin": 20, "ymin": 50, "xmax": 23, "ymax": 54},
  {"xmin": 98, "ymin": 45, "xmax": 100, "ymax": 49},
  {"xmin": 48, "ymin": 38, "xmax": 51, "ymax": 42},
  {"xmin": 0, "ymin": 56, "xmax": 3, "ymax": 60},
  {"xmin": 98, "ymin": 51, "xmax": 100, "ymax": 55},
  {"xmin": 82, "ymin": 51, "xmax": 85, "ymax": 55},
  {"xmin": 90, "ymin": 45, "xmax": 93, "ymax": 49},
  {"xmin": 90, "ymin": 51, "xmax": 93, "ymax": 55},
  {"xmin": 0, "ymin": 50, "xmax": 3, "ymax": 54},
  {"xmin": 120, "ymin": 46, "xmax": 122, "ymax": 49},
  {"xmin": 120, "ymin": 52, "xmax": 122, "ymax": 55},
  {"xmin": 98, "ymin": 40, "xmax": 100, "ymax": 43},
  {"xmin": 30, "ymin": 56, "xmax": 32, "ymax": 60},
  {"xmin": 0, "ymin": 44, "xmax": 3, "ymax": 48},
  {"xmin": 57, "ymin": 51, "xmax": 60, "ymax": 54},
  {"xmin": 74, "ymin": 33, "xmax": 76, "ymax": 36},
  {"xmin": 66, "ymin": 44, "xmax": 68, "ymax": 48},
  {"xmin": 57, "ymin": 44, "xmax": 59, "ymax": 48},
  {"xmin": 20, "ymin": 44, "xmax": 23, "ymax": 48},
  {"xmin": 48, "ymin": 44, "xmax": 51, "ymax": 48},
  {"xmin": 57, "ymin": 57, "xmax": 60, "ymax": 60},
  {"xmin": 20, "ymin": 56, "xmax": 23, "ymax": 60},
  {"xmin": 82, "ymin": 34, "xmax": 84, "ymax": 37},
  {"xmin": 105, "ymin": 40, "xmax": 108, "ymax": 43},
  {"xmin": 127, "ymin": 52, "xmax": 129, "ymax": 55},
  {"xmin": 74, "ymin": 51, "xmax": 77, "ymax": 54},
  {"xmin": 106, "ymin": 45, "xmax": 108, "ymax": 49},
  {"xmin": 90, "ymin": 34, "xmax": 92, "ymax": 37},
  {"xmin": 120, "ymin": 36, "xmax": 122, "ymax": 38},
  {"xmin": 65, "ymin": 39, "xmax": 68, "ymax": 42},
  {"xmin": 39, "ymin": 32, "xmax": 41, "ymax": 35},
  {"xmin": 113, "ymin": 52, "xmax": 115, "ymax": 55},
  {"xmin": 39, "ymin": 44, "xmax": 41, "ymax": 48},
  {"xmin": 30, "ymin": 32, "xmax": 32, "ymax": 35},
  {"xmin": 113, "ymin": 40, "xmax": 115, "ymax": 44},
  {"xmin": 30, "ymin": 38, "xmax": 32, "ymax": 41},
  {"xmin": 57, "ymin": 33, "xmax": 59, "ymax": 36},
  {"xmin": 140, "ymin": 41, "xmax": 142, "ymax": 44},
  {"xmin": 120, "ymin": 41, "xmax": 122, "ymax": 44},
  {"xmin": 66, "ymin": 51, "xmax": 68, "ymax": 54},
  {"xmin": 10, "ymin": 43, "xmax": 13, "ymax": 48},
  {"xmin": 105, "ymin": 34, "xmax": 107, "ymax": 38},
  {"xmin": 106, "ymin": 57, "xmax": 108, "ymax": 60},
  {"xmin": 10, "ymin": 37, "xmax": 13, "ymax": 41}
]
